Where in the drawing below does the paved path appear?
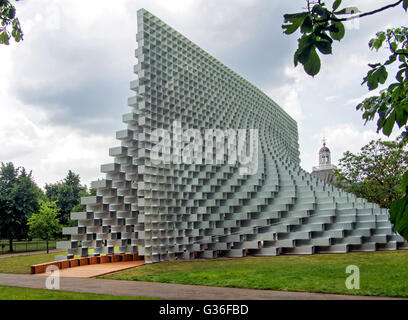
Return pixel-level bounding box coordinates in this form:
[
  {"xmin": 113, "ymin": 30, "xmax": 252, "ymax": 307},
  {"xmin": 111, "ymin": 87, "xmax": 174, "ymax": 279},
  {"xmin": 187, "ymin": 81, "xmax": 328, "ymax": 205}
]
[
  {"xmin": 34, "ymin": 261, "xmax": 145, "ymax": 278},
  {"xmin": 0, "ymin": 273, "xmax": 402, "ymax": 300},
  {"xmin": 0, "ymin": 249, "xmax": 64, "ymax": 259}
]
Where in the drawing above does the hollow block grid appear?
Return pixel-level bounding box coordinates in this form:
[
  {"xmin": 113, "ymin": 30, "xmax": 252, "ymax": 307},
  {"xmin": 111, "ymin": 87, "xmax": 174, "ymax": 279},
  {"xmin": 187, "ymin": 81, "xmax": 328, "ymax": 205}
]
[{"xmin": 57, "ymin": 9, "xmax": 408, "ymax": 263}]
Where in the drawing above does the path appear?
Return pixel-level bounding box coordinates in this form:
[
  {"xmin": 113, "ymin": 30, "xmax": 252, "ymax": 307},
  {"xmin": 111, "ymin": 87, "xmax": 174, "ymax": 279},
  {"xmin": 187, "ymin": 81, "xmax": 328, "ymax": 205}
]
[{"xmin": 0, "ymin": 273, "xmax": 402, "ymax": 300}]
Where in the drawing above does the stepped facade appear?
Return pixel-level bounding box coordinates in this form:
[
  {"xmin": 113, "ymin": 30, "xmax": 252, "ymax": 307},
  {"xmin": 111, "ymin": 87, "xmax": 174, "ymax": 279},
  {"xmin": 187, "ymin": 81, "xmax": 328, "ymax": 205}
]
[{"xmin": 57, "ymin": 9, "xmax": 408, "ymax": 263}]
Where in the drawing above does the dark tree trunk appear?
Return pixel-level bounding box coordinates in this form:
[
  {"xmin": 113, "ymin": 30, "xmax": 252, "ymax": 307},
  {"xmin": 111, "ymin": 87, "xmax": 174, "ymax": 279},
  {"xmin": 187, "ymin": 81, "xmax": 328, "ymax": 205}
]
[
  {"xmin": 46, "ymin": 239, "xmax": 49, "ymax": 254},
  {"xmin": 9, "ymin": 238, "xmax": 13, "ymax": 253}
]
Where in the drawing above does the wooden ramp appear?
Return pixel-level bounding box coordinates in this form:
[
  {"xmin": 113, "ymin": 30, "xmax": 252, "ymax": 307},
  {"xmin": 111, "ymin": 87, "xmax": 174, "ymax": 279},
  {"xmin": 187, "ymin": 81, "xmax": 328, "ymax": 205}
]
[
  {"xmin": 33, "ymin": 260, "xmax": 145, "ymax": 278},
  {"xmin": 31, "ymin": 253, "xmax": 145, "ymax": 278}
]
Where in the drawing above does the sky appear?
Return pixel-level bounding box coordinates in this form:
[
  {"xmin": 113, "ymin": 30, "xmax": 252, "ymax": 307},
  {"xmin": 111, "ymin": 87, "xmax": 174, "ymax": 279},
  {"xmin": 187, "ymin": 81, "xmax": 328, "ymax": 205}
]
[{"xmin": 0, "ymin": 0, "xmax": 406, "ymax": 188}]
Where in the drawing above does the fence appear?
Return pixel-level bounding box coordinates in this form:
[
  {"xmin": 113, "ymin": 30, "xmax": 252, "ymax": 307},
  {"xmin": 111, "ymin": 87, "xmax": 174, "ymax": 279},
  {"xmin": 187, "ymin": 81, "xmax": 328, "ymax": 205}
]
[{"xmin": 0, "ymin": 239, "xmax": 58, "ymax": 255}]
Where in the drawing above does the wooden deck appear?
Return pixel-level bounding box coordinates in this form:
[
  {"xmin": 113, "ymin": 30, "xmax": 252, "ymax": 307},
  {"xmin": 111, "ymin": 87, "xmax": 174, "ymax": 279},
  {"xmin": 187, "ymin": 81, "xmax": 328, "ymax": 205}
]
[{"xmin": 33, "ymin": 260, "xmax": 145, "ymax": 278}]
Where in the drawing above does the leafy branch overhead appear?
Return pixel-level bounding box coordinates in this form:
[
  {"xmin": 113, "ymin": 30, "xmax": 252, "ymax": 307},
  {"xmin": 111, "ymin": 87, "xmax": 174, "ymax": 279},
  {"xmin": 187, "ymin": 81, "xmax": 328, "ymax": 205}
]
[
  {"xmin": 282, "ymin": 0, "xmax": 408, "ymax": 76},
  {"xmin": 357, "ymin": 27, "xmax": 408, "ymax": 139},
  {"xmin": 0, "ymin": 0, "xmax": 23, "ymax": 45}
]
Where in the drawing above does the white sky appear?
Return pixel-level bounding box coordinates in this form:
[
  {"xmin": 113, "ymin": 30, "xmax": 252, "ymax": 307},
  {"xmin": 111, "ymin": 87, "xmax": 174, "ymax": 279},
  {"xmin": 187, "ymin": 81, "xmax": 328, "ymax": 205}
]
[{"xmin": 0, "ymin": 0, "xmax": 406, "ymax": 188}]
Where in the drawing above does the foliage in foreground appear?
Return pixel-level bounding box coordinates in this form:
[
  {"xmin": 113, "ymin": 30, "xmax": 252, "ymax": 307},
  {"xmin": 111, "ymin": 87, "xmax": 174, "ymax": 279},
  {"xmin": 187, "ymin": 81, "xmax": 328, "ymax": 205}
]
[{"xmin": 0, "ymin": 0, "xmax": 23, "ymax": 45}]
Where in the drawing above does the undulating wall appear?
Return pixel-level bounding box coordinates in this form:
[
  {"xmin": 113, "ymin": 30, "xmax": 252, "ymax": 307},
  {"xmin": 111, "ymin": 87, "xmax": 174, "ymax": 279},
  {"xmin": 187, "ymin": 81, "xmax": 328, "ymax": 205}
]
[{"xmin": 57, "ymin": 9, "xmax": 408, "ymax": 263}]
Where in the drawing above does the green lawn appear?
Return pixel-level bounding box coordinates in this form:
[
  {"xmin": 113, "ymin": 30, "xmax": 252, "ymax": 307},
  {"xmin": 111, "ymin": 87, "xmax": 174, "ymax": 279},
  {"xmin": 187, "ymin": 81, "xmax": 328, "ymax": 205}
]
[
  {"xmin": 102, "ymin": 251, "xmax": 408, "ymax": 297},
  {"xmin": 0, "ymin": 285, "xmax": 155, "ymax": 300},
  {"xmin": 0, "ymin": 252, "xmax": 63, "ymax": 274}
]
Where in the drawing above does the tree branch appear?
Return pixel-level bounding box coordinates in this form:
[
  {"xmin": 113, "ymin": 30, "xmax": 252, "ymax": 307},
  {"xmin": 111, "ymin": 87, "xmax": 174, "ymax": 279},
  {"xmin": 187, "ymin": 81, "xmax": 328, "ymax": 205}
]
[
  {"xmin": 387, "ymin": 31, "xmax": 408, "ymax": 56},
  {"xmin": 317, "ymin": 0, "xmax": 404, "ymax": 23}
]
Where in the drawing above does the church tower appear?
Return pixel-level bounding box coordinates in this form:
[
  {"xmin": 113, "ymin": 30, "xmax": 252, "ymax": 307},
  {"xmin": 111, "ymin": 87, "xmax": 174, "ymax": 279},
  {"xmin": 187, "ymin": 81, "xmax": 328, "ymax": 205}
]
[
  {"xmin": 319, "ymin": 139, "xmax": 331, "ymax": 166},
  {"xmin": 311, "ymin": 138, "xmax": 337, "ymax": 183}
]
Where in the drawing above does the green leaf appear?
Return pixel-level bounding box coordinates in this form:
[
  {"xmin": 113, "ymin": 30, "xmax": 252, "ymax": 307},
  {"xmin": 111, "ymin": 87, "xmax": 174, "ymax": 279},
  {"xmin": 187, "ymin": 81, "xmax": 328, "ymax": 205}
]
[
  {"xmin": 317, "ymin": 32, "xmax": 333, "ymax": 43},
  {"xmin": 283, "ymin": 22, "xmax": 302, "ymax": 35},
  {"xmin": 0, "ymin": 31, "xmax": 9, "ymax": 45},
  {"xmin": 298, "ymin": 44, "xmax": 313, "ymax": 65},
  {"xmin": 315, "ymin": 40, "xmax": 332, "ymax": 55},
  {"xmin": 283, "ymin": 12, "xmax": 309, "ymax": 20},
  {"xmin": 330, "ymin": 21, "xmax": 345, "ymax": 41},
  {"xmin": 363, "ymin": 66, "xmax": 388, "ymax": 90},
  {"xmin": 282, "ymin": 14, "xmax": 307, "ymax": 35},
  {"xmin": 303, "ymin": 47, "xmax": 321, "ymax": 76},
  {"xmin": 363, "ymin": 70, "xmax": 378, "ymax": 90},
  {"xmin": 395, "ymin": 107, "xmax": 408, "ymax": 128},
  {"xmin": 385, "ymin": 54, "xmax": 397, "ymax": 66},
  {"xmin": 390, "ymin": 195, "xmax": 408, "ymax": 241},
  {"xmin": 332, "ymin": 0, "xmax": 342, "ymax": 11},
  {"xmin": 396, "ymin": 69, "xmax": 405, "ymax": 83},
  {"xmin": 402, "ymin": 172, "xmax": 408, "ymax": 192},
  {"xmin": 404, "ymin": 0, "xmax": 408, "ymax": 11},
  {"xmin": 312, "ymin": 4, "xmax": 329, "ymax": 19},
  {"xmin": 294, "ymin": 35, "xmax": 314, "ymax": 67},
  {"xmin": 377, "ymin": 65, "xmax": 388, "ymax": 84},
  {"xmin": 388, "ymin": 82, "xmax": 400, "ymax": 92},
  {"xmin": 382, "ymin": 111, "xmax": 395, "ymax": 136},
  {"xmin": 300, "ymin": 15, "xmax": 313, "ymax": 33},
  {"xmin": 368, "ymin": 63, "xmax": 381, "ymax": 69},
  {"xmin": 377, "ymin": 32, "xmax": 386, "ymax": 42},
  {"xmin": 294, "ymin": 51, "xmax": 299, "ymax": 67}
]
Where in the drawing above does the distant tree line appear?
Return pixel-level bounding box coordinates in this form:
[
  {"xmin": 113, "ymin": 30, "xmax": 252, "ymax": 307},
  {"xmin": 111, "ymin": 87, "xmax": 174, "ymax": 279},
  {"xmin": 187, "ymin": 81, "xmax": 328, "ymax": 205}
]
[
  {"xmin": 334, "ymin": 139, "xmax": 408, "ymax": 210},
  {"xmin": 0, "ymin": 162, "xmax": 95, "ymax": 252}
]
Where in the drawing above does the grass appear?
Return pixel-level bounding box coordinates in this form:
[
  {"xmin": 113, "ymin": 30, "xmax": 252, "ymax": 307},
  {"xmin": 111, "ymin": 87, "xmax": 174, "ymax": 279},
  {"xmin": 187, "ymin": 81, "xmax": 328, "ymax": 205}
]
[
  {"xmin": 102, "ymin": 250, "xmax": 408, "ymax": 297},
  {"xmin": 0, "ymin": 285, "xmax": 156, "ymax": 300},
  {"xmin": 0, "ymin": 252, "xmax": 64, "ymax": 274},
  {"xmin": 0, "ymin": 247, "xmax": 131, "ymax": 273}
]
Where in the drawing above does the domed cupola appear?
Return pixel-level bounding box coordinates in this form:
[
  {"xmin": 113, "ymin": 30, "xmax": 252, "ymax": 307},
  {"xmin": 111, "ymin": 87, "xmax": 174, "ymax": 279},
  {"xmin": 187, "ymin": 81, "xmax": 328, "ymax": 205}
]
[
  {"xmin": 319, "ymin": 139, "xmax": 331, "ymax": 166},
  {"xmin": 311, "ymin": 138, "xmax": 337, "ymax": 183}
]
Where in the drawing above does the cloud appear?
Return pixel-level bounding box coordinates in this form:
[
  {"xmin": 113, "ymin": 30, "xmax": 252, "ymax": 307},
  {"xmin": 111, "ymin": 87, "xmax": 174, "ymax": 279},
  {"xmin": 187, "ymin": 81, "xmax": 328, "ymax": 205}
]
[
  {"xmin": 0, "ymin": 91, "xmax": 115, "ymax": 188},
  {"xmin": 265, "ymin": 66, "xmax": 307, "ymax": 125}
]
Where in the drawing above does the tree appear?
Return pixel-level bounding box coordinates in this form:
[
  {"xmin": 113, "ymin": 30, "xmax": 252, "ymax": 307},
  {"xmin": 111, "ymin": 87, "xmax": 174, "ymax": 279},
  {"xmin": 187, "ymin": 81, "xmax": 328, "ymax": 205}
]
[
  {"xmin": 27, "ymin": 200, "xmax": 62, "ymax": 253},
  {"xmin": 334, "ymin": 139, "xmax": 408, "ymax": 209},
  {"xmin": 282, "ymin": 0, "xmax": 408, "ymax": 240},
  {"xmin": 0, "ymin": 162, "xmax": 42, "ymax": 252},
  {"xmin": 45, "ymin": 170, "xmax": 87, "ymax": 226},
  {"xmin": 66, "ymin": 187, "xmax": 96, "ymax": 227},
  {"xmin": 282, "ymin": 0, "xmax": 407, "ymax": 76},
  {"xmin": 0, "ymin": 0, "xmax": 23, "ymax": 45},
  {"xmin": 71, "ymin": 187, "xmax": 96, "ymax": 212},
  {"xmin": 357, "ymin": 27, "xmax": 408, "ymax": 142}
]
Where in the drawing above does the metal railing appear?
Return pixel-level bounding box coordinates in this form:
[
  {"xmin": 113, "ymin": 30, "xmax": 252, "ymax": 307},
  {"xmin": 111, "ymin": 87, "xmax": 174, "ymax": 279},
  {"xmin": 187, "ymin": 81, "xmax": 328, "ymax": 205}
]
[{"xmin": 0, "ymin": 240, "xmax": 58, "ymax": 255}]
